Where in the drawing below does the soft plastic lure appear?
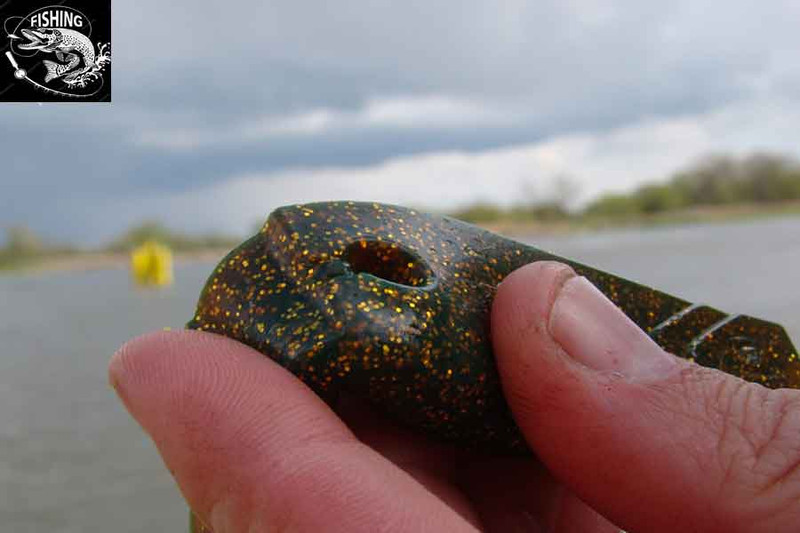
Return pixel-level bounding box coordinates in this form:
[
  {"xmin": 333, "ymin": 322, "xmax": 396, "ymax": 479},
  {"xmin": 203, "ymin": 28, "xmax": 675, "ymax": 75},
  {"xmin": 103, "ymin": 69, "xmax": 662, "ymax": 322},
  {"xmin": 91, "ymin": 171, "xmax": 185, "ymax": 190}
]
[{"xmin": 188, "ymin": 201, "xmax": 799, "ymax": 454}]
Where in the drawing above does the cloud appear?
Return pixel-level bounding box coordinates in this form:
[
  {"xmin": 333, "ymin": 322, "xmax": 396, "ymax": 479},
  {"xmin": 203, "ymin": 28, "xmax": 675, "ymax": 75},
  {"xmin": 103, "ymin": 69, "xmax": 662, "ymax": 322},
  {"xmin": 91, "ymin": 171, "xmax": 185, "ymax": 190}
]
[
  {"xmin": 2, "ymin": 0, "xmax": 800, "ymax": 245},
  {"xmin": 134, "ymin": 95, "xmax": 515, "ymax": 150},
  {"xmin": 84, "ymin": 94, "xmax": 800, "ymax": 243},
  {"xmin": 115, "ymin": 0, "xmax": 800, "ymax": 135}
]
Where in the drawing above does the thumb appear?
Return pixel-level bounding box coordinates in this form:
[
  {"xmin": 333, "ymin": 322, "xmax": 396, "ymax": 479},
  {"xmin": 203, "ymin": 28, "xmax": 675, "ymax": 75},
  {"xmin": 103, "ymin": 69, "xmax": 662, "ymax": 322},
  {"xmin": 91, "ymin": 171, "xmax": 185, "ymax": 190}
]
[{"xmin": 492, "ymin": 261, "xmax": 800, "ymax": 533}]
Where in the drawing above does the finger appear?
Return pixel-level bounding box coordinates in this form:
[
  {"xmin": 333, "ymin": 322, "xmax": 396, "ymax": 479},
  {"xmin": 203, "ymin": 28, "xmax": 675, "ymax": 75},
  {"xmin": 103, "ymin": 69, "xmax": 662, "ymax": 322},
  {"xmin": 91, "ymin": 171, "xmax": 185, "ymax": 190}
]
[
  {"xmin": 334, "ymin": 393, "xmax": 466, "ymax": 479},
  {"xmin": 334, "ymin": 394, "xmax": 480, "ymax": 523},
  {"xmin": 109, "ymin": 330, "xmax": 476, "ymax": 533},
  {"xmin": 339, "ymin": 395, "xmax": 618, "ymax": 532},
  {"xmin": 459, "ymin": 456, "xmax": 620, "ymax": 533},
  {"xmin": 492, "ymin": 261, "xmax": 800, "ymax": 533}
]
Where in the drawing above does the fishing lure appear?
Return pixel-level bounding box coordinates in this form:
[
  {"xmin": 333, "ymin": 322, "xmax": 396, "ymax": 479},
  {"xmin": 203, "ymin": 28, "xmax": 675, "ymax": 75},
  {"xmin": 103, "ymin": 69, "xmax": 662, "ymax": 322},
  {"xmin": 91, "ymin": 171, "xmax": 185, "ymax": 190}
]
[{"xmin": 188, "ymin": 201, "xmax": 799, "ymax": 454}]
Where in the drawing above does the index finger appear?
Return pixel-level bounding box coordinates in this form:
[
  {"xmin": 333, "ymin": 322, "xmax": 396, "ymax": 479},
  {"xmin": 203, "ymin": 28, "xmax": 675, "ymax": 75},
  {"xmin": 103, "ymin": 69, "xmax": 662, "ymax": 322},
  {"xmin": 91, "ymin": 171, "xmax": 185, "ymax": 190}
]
[{"xmin": 110, "ymin": 330, "xmax": 475, "ymax": 533}]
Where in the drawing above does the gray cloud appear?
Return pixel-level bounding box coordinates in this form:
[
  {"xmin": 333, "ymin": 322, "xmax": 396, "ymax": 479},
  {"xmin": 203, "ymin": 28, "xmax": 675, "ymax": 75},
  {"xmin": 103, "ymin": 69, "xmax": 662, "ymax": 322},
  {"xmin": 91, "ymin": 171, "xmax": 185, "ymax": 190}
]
[{"xmin": 1, "ymin": 0, "xmax": 799, "ymax": 243}]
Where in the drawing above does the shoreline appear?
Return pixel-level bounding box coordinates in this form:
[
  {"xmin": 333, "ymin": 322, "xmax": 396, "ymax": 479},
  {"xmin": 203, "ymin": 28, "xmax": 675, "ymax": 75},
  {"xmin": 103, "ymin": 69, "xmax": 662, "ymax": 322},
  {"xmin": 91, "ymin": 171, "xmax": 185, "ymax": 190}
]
[
  {"xmin": 0, "ymin": 248, "xmax": 232, "ymax": 277},
  {"xmin": 3, "ymin": 202, "xmax": 800, "ymax": 277},
  {"xmin": 481, "ymin": 201, "xmax": 800, "ymax": 238}
]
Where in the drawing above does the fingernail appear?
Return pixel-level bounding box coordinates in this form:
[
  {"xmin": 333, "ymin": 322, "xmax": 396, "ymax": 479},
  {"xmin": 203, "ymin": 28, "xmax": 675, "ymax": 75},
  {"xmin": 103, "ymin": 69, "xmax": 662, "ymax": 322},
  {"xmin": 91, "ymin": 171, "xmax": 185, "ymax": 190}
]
[{"xmin": 549, "ymin": 276, "xmax": 676, "ymax": 378}]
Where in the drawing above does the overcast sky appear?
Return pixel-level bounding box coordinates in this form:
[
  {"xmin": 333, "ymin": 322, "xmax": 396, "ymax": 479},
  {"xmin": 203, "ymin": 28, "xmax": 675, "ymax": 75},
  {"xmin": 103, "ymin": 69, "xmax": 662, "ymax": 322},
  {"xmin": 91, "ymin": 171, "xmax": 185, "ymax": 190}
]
[{"xmin": 1, "ymin": 0, "xmax": 799, "ymax": 245}]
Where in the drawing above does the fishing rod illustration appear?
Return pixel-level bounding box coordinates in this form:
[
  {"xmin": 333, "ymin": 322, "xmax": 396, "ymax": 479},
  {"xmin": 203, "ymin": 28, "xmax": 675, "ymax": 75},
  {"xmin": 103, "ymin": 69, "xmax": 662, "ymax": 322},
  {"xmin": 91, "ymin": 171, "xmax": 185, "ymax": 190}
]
[{"xmin": 4, "ymin": 50, "xmax": 103, "ymax": 98}]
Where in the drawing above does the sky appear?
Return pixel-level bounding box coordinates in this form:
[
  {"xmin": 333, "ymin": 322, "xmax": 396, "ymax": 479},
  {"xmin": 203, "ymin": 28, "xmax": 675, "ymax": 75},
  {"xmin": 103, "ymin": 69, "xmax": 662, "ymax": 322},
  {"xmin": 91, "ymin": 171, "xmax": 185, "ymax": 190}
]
[{"xmin": 1, "ymin": 0, "xmax": 799, "ymax": 245}]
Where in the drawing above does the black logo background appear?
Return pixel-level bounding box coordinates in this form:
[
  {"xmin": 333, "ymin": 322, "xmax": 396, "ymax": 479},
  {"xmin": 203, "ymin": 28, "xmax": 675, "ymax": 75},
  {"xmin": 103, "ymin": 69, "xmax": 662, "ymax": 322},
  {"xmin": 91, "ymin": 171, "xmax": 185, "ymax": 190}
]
[{"xmin": 0, "ymin": 0, "xmax": 111, "ymax": 102}]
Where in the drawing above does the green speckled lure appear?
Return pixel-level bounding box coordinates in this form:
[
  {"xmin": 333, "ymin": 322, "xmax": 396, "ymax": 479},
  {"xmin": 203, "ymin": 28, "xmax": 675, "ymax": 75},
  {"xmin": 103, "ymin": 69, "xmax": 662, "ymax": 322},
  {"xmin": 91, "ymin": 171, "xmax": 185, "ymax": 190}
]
[{"xmin": 188, "ymin": 201, "xmax": 799, "ymax": 454}]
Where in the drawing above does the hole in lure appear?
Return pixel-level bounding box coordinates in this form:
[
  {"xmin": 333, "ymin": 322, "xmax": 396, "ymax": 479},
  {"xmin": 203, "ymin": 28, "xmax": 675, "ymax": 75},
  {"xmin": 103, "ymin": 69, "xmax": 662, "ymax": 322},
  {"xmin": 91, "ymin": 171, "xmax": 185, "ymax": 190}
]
[{"xmin": 344, "ymin": 240, "xmax": 432, "ymax": 288}]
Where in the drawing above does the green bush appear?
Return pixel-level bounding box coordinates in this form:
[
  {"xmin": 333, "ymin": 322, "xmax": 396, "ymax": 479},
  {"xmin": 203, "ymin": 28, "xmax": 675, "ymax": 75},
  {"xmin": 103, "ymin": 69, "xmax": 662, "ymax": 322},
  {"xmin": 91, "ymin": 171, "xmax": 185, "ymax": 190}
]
[
  {"xmin": 635, "ymin": 184, "xmax": 689, "ymax": 214},
  {"xmin": 583, "ymin": 194, "xmax": 642, "ymax": 218},
  {"xmin": 449, "ymin": 203, "xmax": 505, "ymax": 223},
  {"xmin": 105, "ymin": 221, "xmax": 238, "ymax": 252}
]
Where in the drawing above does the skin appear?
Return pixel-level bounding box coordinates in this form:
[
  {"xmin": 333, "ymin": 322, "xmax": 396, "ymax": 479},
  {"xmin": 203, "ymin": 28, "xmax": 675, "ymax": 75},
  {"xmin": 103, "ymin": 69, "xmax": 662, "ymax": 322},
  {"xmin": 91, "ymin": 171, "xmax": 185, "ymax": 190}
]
[{"xmin": 110, "ymin": 261, "xmax": 800, "ymax": 532}]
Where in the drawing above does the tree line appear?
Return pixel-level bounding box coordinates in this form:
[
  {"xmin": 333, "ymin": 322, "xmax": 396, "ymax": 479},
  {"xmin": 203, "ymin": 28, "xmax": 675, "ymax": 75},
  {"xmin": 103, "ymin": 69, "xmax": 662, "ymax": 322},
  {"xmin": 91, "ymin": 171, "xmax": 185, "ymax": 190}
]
[
  {"xmin": 451, "ymin": 152, "xmax": 800, "ymax": 224},
  {"xmin": 4, "ymin": 151, "xmax": 800, "ymax": 269},
  {"xmin": 0, "ymin": 221, "xmax": 239, "ymax": 270}
]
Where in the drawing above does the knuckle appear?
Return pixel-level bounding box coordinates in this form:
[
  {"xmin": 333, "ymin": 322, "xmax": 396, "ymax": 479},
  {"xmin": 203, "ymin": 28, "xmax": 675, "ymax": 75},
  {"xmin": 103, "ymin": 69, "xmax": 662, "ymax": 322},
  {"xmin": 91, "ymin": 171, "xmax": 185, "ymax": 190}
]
[
  {"xmin": 708, "ymin": 381, "xmax": 800, "ymax": 489},
  {"xmin": 750, "ymin": 392, "xmax": 800, "ymax": 489},
  {"xmin": 617, "ymin": 363, "xmax": 800, "ymax": 528},
  {"xmin": 685, "ymin": 368, "xmax": 800, "ymax": 523}
]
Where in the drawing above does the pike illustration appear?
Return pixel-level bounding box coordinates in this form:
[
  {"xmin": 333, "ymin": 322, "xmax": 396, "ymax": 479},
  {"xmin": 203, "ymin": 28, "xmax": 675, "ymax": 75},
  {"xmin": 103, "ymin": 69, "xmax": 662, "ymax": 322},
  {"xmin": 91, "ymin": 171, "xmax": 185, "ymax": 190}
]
[
  {"xmin": 16, "ymin": 28, "xmax": 96, "ymax": 83},
  {"xmin": 2, "ymin": 8, "xmax": 111, "ymax": 99}
]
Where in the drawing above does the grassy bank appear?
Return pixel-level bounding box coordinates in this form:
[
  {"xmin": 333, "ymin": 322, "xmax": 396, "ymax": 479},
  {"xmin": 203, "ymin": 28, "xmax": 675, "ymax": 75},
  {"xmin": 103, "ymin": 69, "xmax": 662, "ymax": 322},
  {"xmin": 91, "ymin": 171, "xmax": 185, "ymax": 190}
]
[
  {"xmin": 5, "ymin": 151, "xmax": 800, "ymax": 276},
  {"xmin": 4, "ymin": 200, "xmax": 799, "ymax": 276},
  {"xmin": 0, "ymin": 221, "xmax": 239, "ymax": 275},
  {"xmin": 0, "ymin": 248, "xmax": 234, "ymax": 276},
  {"xmin": 450, "ymin": 152, "xmax": 800, "ymax": 235},
  {"xmin": 476, "ymin": 199, "xmax": 800, "ymax": 237}
]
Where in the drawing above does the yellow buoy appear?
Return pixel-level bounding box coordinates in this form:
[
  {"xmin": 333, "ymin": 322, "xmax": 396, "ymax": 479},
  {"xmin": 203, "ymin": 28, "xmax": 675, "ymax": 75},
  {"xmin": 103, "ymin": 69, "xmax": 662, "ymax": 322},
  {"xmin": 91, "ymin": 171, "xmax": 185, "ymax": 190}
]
[{"xmin": 130, "ymin": 240, "xmax": 174, "ymax": 287}]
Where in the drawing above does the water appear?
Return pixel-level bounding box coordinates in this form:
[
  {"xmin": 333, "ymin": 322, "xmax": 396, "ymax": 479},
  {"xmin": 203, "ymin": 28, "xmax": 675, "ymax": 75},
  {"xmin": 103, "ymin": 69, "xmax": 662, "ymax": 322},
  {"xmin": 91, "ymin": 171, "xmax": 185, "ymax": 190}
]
[
  {"xmin": 0, "ymin": 263, "xmax": 215, "ymax": 532},
  {"xmin": 1, "ymin": 217, "xmax": 799, "ymax": 532}
]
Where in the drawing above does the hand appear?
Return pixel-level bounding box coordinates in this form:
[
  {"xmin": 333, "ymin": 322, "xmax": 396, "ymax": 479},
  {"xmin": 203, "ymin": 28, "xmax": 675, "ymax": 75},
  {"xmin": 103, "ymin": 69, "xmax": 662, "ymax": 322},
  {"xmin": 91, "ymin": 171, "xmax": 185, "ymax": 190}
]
[{"xmin": 110, "ymin": 261, "xmax": 800, "ymax": 532}]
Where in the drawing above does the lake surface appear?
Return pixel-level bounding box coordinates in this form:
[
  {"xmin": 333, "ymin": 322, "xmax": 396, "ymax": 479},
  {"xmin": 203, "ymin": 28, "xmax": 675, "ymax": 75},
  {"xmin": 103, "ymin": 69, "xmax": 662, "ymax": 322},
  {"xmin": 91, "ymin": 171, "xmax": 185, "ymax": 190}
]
[{"xmin": 1, "ymin": 216, "xmax": 799, "ymax": 532}]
